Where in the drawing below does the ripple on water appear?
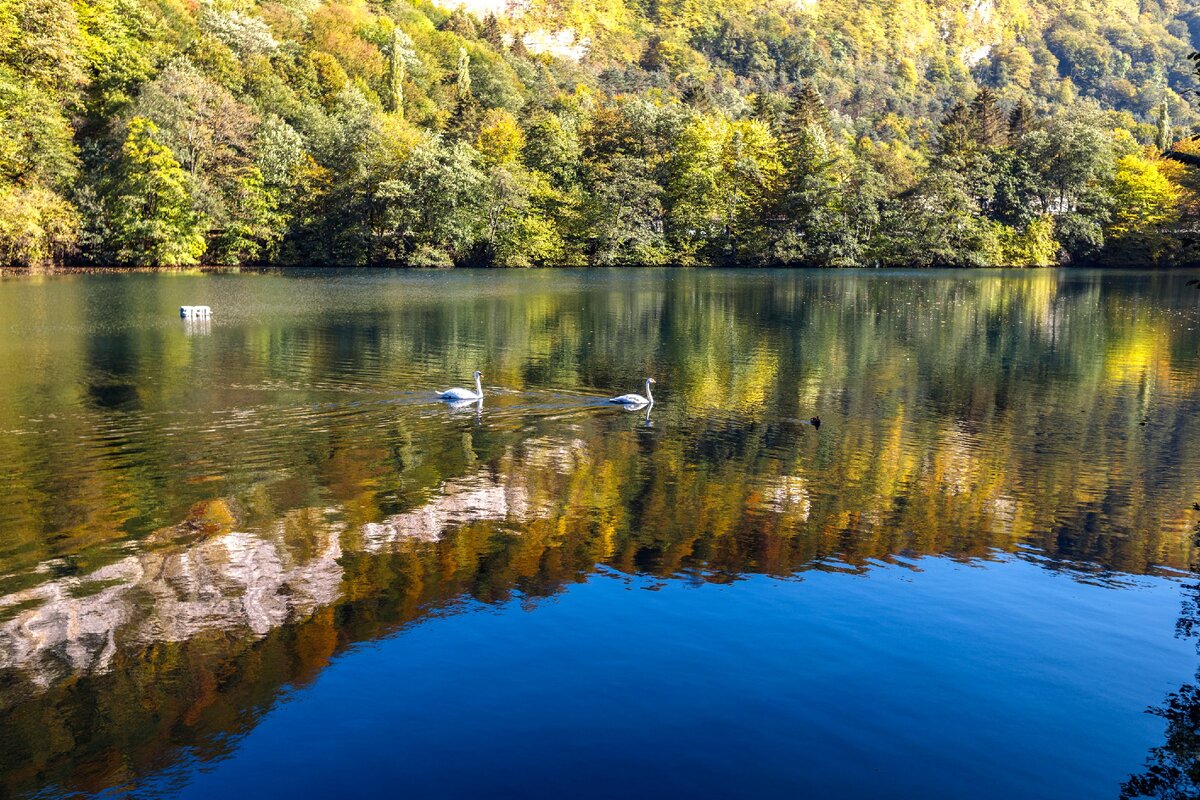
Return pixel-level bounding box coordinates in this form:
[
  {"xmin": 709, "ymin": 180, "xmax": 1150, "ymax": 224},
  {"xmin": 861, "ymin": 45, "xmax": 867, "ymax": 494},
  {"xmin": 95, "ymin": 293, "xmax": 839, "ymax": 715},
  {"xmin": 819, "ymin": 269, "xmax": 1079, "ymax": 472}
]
[{"xmin": 0, "ymin": 269, "xmax": 1198, "ymax": 799}]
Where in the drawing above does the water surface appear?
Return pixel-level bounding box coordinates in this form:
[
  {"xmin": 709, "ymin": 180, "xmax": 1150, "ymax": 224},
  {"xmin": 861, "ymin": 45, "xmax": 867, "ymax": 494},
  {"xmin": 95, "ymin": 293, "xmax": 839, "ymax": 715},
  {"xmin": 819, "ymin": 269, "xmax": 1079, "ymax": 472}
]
[{"xmin": 0, "ymin": 269, "xmax": 1198, "ymax": 798}]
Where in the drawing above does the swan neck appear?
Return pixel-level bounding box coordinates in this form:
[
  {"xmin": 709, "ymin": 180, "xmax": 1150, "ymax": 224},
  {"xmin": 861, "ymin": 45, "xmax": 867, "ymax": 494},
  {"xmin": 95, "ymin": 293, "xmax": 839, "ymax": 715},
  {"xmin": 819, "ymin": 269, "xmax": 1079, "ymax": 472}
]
[
  {"xmin": 645, "ymin": 379, "xmax": 654, "ymax": 404},
  {"xmin": 475, "ymin": 374, "xmax": 483, "ymax": 396}
]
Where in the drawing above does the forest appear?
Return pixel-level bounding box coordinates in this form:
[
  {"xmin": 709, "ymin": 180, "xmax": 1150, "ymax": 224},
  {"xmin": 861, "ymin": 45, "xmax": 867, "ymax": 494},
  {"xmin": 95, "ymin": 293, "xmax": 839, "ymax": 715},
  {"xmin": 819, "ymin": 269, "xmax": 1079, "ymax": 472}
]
[{"xmin": 5, "ymin": 0, "xmax": 1200, "ymax": 267}]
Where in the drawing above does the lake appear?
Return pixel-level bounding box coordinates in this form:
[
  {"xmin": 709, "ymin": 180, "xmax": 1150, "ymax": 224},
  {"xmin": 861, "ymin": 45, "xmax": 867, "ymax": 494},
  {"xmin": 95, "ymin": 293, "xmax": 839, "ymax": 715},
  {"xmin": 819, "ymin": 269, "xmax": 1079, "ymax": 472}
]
[{"xmin": 0, "ymin": 268, "xmax": 1198, "ymax": 799}]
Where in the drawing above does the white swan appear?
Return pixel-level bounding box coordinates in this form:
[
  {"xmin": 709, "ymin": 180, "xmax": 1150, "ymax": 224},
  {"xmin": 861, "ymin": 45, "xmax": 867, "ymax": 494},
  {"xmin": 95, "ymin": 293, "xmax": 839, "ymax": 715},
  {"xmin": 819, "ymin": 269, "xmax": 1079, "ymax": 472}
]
[
  {"xmin": 608, "ymin": 378, "xmax": 655, "ymax": 406},
  {"xmin": 438, "ymin": 370, "xmax": 483, "ymax": 401}
]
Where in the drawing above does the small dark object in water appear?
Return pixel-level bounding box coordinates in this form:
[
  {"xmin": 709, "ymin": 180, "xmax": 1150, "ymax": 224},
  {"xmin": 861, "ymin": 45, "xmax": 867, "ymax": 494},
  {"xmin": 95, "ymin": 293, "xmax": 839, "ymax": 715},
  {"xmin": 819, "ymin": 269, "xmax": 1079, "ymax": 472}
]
[
  {"xmin": 810, "ymin": 416, "xmax": 821, "ymax": 429},
  {"xmin": 1193, "ymin": 502, "xmax": 1199, "ymax": 511}
]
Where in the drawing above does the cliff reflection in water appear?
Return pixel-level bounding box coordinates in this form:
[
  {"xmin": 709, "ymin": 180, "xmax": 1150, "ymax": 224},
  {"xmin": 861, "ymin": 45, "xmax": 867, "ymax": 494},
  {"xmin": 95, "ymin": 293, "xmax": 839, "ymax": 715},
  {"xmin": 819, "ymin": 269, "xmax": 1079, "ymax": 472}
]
[{"xmin": 0, "ymin": 269, "xmax": 1198, "ymax": 796}]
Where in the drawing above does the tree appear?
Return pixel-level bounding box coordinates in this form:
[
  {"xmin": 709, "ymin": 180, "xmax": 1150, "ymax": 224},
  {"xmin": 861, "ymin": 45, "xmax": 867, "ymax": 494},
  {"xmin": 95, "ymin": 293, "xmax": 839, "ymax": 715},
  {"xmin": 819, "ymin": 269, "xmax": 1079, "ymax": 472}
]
[
  {"xmin": 387, "ymin": 28, "xmax": 416, "ymax": 115},
  {"xmin": 1104, "ymin": 152, "xmax": 1186, "ymax": 262},
  {"xmin": 1014, "ymin": 116, "xmax": 1118, "ymax": 261},
  {"xmin": 5, "ymin": 0, "xmax": 1200, "ymax": 269},
  {"xmin": 583, "ymin": 154, "xmax": 668, "ymax": 265},
  {"xmin": 880, "ymin": 171, "xmax": 999, "ymax": 267},
  {"xmin": 1109, "ymin": 154, "xmax": 1181, "ymax": 236},
  {"xmin": 456, "ymin": 46, "xmax": 472, "ymax": 100},
  {"xmin": 666, "ymin": 114, "xmax": 782, "ymax": 262},
  {"xmin": 1157, "ymin": 99, "xmax": 1172, "ymax": 152},
  {"xmin": 997, "ymin": 215, "xmax": 1058, "ymax": 265},
  {"xmin": 106, "ymin": 117, "xmax": 206, "ymax": 265},
  {"xmin": 295, "ymin": 89, "xmax": 414, "ymax": 265},
  {"xmin": 0, "ymin": 183, "xmax": 79, "ymax": 266},
  {"xmin": 484, "ymin": 168, "xmax": 569, "ymax": 266},
  {"xmin": 132, "ymin": 58, "xmax": 272, "ymax": 260},
  {"xmin": 970, "ymin": 87, "xmax": 1007, "ymax": 148},
  {"xmin": 1009, "ymin": 98, "xmax": 1034, "ymax": 139},
  {"xmin": 781, "ymin": 82, "xmax": 831, "ymax": 150},
  {"xmin": 207, "ymin": 167, "xmax": 283, "ymax": 265},
  {"xmin": 481, "ymin": 14, "xmax": 503, "ymax": 48},
  {"xmin": 387, "ymin": 135, "xmax": 487, "ymax": 266},
  {"xmin": 440, "ymin": 9, "xmax": 477, "ymax": 39},
  {"xmin": 522, "ymin": 112, "xmax": 581, "ymax": 190},
  {"xmin": 665, "ymin": 114, "xmax": 727, "ymax": 261},
  {"xmin": 773, "ymin": 99, "xmax": 871, "ymax": 266},
  {"xmin": 476, "ymin": 108, "xmax": 525, "ymax": 167},
  {"xmin": 447, "ymin": 47, "xmax": 479, "ymax": 136}
]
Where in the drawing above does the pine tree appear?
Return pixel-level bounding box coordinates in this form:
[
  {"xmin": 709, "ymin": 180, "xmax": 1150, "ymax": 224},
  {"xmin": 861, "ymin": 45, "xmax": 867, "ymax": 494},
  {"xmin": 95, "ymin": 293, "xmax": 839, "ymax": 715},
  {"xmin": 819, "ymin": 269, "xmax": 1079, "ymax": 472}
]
[
  {"xmin": 970, "ymin": 87, "xmax": 1006, "ymax": 147},
  {"xmin": 510, "ymin": 33, "xmax": 529, "ymax": 59},
  {"xmin": 772, "ymin": 81, "xmax": 858, "ymax": 264},
  {"xmin": 784, "ymin": 82, "xmax": 831, "ymax": 138},
  {"xmin": 440, "ymin": 9, "xmax": 477, "ymax": 38},
  {"xmin": 780, "ymin": 81, "xmax": 831, "ymax": 171},
  {"xmin": 935, "ymin": 101, "xmax": 974, "ymax": 164},
  {"xmin": 448, "ymin": 47, "xmax": 479, "ymax": 136},
  {"xmin": 752, "ymin": 91, "xmax": 789, "ymax": 133},
  {"xmin": 1008, "ymin": 98, "xmax": 1033, "ymax": 139},
  {"xmin": 481, "ymin": 13, "xmax": 503, "ymax": 48}
]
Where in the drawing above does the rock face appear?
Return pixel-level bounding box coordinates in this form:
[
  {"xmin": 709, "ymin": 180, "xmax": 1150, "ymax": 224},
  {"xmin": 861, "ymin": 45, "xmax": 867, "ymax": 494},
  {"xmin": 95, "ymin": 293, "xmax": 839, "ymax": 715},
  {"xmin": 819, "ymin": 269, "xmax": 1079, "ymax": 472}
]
[
  {"xmin": 446, "ymin": 0, "xmax": 517, "ymax": 16},
  {"xmin": 439, "ymin": 0, "xmax": 590, "ymax": 61},
  {"xmin": 519, "ymin": 28, "xmax": 588, "ymax": 61},
  {"xmin": 430, "ymin": 0, "xmax": 1021, "ymax": 84}
]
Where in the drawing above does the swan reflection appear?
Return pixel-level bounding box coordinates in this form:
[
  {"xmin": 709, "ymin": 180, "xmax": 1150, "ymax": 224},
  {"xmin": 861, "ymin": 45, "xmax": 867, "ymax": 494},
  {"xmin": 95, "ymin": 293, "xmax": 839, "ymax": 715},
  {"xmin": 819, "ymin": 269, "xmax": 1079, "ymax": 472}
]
[{"xmin": 446, "ymin": 397, "xmax": 483, "ymax": 417}]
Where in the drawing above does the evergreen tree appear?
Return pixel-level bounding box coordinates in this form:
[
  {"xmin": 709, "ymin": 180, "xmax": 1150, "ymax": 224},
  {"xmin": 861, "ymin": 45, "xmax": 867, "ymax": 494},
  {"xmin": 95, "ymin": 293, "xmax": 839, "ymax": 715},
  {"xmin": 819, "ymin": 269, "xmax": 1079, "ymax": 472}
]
[
  {"xmin": 1156, "ymin": 99, "xmax": 1172, "ymax": 152},
  {"xmin": 387, "ymin": 29, "xmax": 414, "ymax": 116},
  {"xmin": 1009, "ymin": 98, "xmax": 1034, "ymax": 139},
  {"xmin": 481, "ymin": 14, "xmax": 503, "ymax": 48},
  {"xmin": 510, "ymin": 34, "xmax": 530, "ymax": 59},
  {"xmin": 970, "ymin": 88, "xmax": 1007, "ymax": 147},
  {"xmin": 2, "ymin": 0, "xmax": 1196, "ymax": 269},
  {"xmin": 447, "ymin": 47, "xmax": 479, "ymax": 137},
  {"xmin": 456, "ymin": 47, "xmax": 472, "ymax": 101},
  {"xmin": 774, "ymin": 91, "xmax": 860, "ymax": 266},
  {"xmin": 752, "ymin": 91, "xmax": 790, "ymax": 134},
  {"xmin": 440, "ymin": 9, "xmax": 477, "ymax": 38},
  {"xmin": 782, "ymin": 82, "xmax": 831, "ymax": 143}
]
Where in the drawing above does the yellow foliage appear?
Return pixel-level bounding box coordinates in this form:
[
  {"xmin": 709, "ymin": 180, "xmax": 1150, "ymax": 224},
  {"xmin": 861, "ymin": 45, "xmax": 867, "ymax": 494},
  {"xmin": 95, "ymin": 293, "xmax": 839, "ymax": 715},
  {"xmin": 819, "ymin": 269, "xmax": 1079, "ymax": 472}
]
[
  {"xmin": 476, "ymin": 108, "xmax": 525, "ymax": 166},
  {"xmin": 997, "ymin": 215, "xmax": 1058, "ymax": 266},
  {"xmin": 1108, "ymin": 153, "xmax": 1182, "ymax": 239},
  {"xmin": 0, "ymin": 183, "xmax": 78, "ymax": 266}
]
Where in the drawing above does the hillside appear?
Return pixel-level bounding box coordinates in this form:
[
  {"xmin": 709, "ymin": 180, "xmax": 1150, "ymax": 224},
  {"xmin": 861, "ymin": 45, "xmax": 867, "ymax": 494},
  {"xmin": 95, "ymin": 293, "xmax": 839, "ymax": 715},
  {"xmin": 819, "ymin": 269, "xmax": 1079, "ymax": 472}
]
[{"xmin": 2, "ymin": 0, "xmax": 1200, "ymax": 266}]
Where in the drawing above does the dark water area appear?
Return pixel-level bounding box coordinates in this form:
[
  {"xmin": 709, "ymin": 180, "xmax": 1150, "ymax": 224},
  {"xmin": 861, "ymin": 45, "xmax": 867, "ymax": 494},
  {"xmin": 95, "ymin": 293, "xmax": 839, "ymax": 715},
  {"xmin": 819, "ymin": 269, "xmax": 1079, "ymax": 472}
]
[{"xmin": 0, "ymin": 268, "xmax": 1198, "ymax": 798}]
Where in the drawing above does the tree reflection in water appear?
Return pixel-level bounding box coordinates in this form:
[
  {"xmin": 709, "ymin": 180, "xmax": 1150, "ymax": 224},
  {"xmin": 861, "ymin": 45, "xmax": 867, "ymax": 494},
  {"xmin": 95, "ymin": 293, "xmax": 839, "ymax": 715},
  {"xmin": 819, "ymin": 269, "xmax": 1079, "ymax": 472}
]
[
  {"xmin": 1122, "ymin": 520, "xmax": 1200, "ymax": 800},
  {"xmin": 0, "ymin": 269, "xmax": 1197, "ymax": 797}
]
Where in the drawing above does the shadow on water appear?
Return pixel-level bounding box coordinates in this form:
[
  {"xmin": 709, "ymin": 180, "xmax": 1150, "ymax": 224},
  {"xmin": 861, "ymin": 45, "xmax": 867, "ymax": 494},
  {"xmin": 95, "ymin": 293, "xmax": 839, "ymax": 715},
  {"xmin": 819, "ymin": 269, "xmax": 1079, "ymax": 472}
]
[{"xmin": 0, "ymin": 269, "xmax": 1197, "ymax": 797}]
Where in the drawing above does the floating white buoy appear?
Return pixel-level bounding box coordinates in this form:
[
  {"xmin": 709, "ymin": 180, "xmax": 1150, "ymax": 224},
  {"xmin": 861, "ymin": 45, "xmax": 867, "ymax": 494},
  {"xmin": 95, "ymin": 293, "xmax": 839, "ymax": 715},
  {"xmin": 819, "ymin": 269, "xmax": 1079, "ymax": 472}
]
[{"xmin": 180, "ymin": 305, "xmax": 212, "ymax": 318}]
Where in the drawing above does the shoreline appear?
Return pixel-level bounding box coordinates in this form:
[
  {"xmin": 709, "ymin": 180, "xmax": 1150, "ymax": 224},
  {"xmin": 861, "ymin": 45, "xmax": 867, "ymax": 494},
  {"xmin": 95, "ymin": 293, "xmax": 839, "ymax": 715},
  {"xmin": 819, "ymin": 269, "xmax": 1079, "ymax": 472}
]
[{"xmin": 4, "ymin": 263, "xmax": 1200, "ymax": 276}]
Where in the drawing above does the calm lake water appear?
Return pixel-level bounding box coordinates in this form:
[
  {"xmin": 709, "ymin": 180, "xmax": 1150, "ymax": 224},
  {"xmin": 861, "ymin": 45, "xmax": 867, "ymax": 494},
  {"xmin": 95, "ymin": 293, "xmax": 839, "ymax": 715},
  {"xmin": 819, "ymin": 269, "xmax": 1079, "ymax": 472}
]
[{"xmin": 0, "ymin": 268, "xmax": 1199, "ymax": 799}]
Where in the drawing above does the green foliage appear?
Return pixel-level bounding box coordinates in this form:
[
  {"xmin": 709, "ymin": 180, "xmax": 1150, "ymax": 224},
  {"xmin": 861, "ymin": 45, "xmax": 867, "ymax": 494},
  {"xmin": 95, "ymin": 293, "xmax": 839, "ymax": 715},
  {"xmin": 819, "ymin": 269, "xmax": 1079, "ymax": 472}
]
[
  {"xmin": 107, "ymin": 117, "xmax": 207, "ymax": 265},
  {"xmin": 998, "ymin": 215, "xmax": 1058, "ymax": 266},
  {"xmin": 2, "ymin": 0, "xmax": 1199, "ymax": 267}
]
